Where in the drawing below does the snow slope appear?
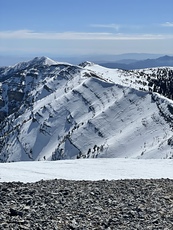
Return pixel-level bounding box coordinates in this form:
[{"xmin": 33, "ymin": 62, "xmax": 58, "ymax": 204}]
[
  {"xmin": 0, "ymin": 57, "xmax": 173, "ymax": 162},
  {"xmin": 0, "ymin": 159, "xmax": 172, "ymax": 182}
]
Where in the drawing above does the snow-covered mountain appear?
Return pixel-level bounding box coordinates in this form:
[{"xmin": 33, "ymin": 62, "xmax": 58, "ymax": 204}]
[{"xmin": 0, "ymin": 56, "xmax": 173, "ymax": 162}]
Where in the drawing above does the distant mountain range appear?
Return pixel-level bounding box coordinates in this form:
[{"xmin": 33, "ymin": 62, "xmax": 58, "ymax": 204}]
[
  {"xmin": 99, "ymin": 55, "xmax": 173, "ymax": 70},
  {"xmin": 0, "ymin": 53, "xmax": 166, "ymax": 67},
  {"xmin": 0, "ymin": 57, "xmax": 173, "ymax": 162}
]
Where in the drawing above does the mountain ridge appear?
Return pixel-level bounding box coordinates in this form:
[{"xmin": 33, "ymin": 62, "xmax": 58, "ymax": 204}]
[
  {"xmin": 99, "ymin": 55, "xmax": 173, "ymax": 70},
  {"xmin": 0, "ymin": 57, "xmax": 173, "ymax": 162}
]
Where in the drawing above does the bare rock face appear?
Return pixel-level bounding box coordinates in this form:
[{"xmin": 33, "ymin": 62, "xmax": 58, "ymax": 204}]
[
  {"xmin": 0, "ymin": 179, "xmax": 172, "ymax": 229},
  {"xmin": 7, "ymin": 91, "xmax": 24, "ymax": 102}
]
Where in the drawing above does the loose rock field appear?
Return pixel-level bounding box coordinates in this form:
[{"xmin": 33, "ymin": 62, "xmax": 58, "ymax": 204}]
[{"xmin": 0, "ymin": 179, "xmax": 173, "ymax": 229}]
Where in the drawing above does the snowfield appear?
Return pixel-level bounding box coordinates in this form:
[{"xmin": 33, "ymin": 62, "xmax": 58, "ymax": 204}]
[{"xmin": 0, "ymin": 158, "xmax": 172, "ymax": 183}]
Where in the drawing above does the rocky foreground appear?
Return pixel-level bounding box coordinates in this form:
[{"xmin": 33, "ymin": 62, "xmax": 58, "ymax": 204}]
[{"xmin": 0, "ymin": 179, "xmax": 173, "ymax": 229}]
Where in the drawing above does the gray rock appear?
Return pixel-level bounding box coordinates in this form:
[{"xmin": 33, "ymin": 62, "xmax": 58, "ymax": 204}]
[{"xmin": 0, "ymin": 179, "xmax": 172, "ymax": 229}]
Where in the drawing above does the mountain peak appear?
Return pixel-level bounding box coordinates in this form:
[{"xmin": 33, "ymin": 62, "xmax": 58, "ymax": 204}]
[
  {"xmin": 79, "ymin": 61, "xmax": 95, "ymax": 68},
  {"xmin": 157, "ymin": 55, "xmax": 173, "ymax": 61},
  {"xmin": 10, "ymin": 56, "xmax": 58, "ymax": 73},
  {"xmin": 29, "ymin": 56, "xmax": 58, "ymax": 66}
]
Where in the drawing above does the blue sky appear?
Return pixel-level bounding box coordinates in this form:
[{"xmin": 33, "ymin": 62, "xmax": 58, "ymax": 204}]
[{"xmin": 0, "ymin": 0, "xmax": 173, "ymax": 57}]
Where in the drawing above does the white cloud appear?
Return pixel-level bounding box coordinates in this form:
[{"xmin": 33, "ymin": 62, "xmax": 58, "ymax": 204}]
[
  {"xmin": 0, "ymin": 30, "xmax": 172, "ymax": 56},
  {"xmin": 0, "ymin": 30, "xmax": 173, "ymax": 40},
  {"xmin": 0, "ymin": 30, "xmax": 110, "ymax": 40},
  {"xmin": 161, "ymin": 22, "xmax": 173, "ymax": 27},
  {"xmin": 90, "ymin": 23, "xmax": 121, "ymax": 31}
]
